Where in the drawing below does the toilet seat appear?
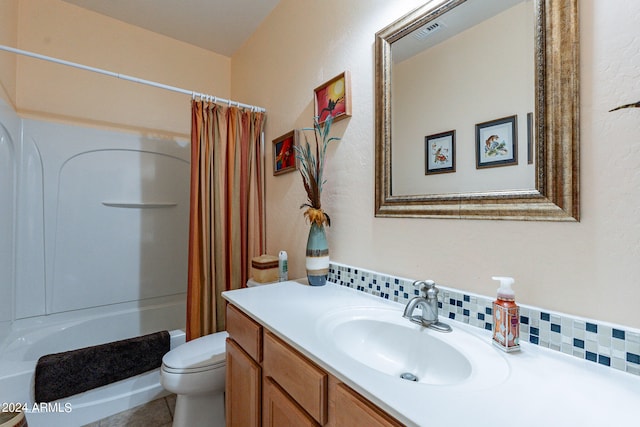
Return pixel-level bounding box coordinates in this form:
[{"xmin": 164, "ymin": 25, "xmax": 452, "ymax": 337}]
[{"xmin": 162, "ymin": 331, "xmax": 228, "ymax": 374}]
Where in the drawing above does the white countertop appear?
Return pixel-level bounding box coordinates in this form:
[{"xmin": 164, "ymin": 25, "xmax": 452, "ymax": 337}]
[{"xmin": 223, "ymin": 281, "xmax": 640, "ymax": 426}]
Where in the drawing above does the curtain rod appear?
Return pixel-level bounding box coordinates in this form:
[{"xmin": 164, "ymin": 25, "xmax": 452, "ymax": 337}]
[{"xmin": 0, "ymin": 45, "xmax": 266, "ymax": 113}]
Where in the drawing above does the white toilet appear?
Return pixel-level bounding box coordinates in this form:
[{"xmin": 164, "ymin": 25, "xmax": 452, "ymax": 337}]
[
  {"xmin": 160, "ymin": 279, "xmax": 272, "ymax": 426},
  {"xmin": 160, "ymin": 331, "xmax": 229, "ymax": 427}
]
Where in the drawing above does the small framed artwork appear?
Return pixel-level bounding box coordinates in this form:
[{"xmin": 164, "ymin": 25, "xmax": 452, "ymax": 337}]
[
  {"xmin": 273, "ymin": 130, "xmax": 297, "ymax": 176},
  {"xmin": 425, "ymin": 130, "xmax": 455, "ymax": 175},
  {"xmin": 475, "ymin": 115, "xmax": 518, "ymax": 169},
  {"xmin": 314, "ymin": 71, "xmax": 352, "ymax": 125}
]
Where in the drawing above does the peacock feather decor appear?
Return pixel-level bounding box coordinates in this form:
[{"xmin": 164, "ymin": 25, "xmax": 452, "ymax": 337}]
[{"xmin": 294, "ymin": 114, "xmax": 341, "ymax": 227}]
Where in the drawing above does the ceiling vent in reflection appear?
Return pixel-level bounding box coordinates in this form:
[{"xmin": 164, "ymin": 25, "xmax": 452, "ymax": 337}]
[{"xmin": 412, "ymin": 21, "xmax": 445, "ymax": 40}]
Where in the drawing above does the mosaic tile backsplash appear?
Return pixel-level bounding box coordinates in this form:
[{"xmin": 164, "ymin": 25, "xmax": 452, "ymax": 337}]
[{"xmin": 327, "ymin": 261, "xmax": 640, "ymax": 376}]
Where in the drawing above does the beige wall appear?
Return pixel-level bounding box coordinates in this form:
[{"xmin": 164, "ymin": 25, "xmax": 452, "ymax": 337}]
[
  {"xmin": 9, "ymin": 0, "xmax": 231, "ymax": 136},
  {"xmin": 233, "ymin": 0, "xmax": 640, "ymax": 329},
  {"xmin": 0, "ymin": 0, "xmax": 18, "ymax": 107}
]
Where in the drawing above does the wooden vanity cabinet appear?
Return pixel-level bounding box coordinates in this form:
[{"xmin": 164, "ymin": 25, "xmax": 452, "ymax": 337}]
[
  {"xmin": 226, "ymin": 303, "xmax": 403, "ymax": 427},
  {"xmin": 226, "ymin": 304, "xmax": 262, "ymax": 427},
  {"xmin": 330, "ymin": 380, "xmax": 404, "ymax": 427}
]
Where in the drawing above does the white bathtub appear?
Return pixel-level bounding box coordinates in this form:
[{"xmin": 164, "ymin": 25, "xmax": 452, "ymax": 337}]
[{"xmin": 0, "ymin": 294, "xmax": 186, "ymax": 427}]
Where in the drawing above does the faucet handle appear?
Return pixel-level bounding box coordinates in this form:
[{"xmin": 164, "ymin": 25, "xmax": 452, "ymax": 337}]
[{"xmin": 412, "ymin": 279, "xmax": 436, "ymax": 297}]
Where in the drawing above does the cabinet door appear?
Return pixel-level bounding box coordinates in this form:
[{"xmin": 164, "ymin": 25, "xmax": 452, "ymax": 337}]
[
  {"xmin": 263, "ymin": 376, "xmax": 320, "ymax": 427},
  {"xmin": 333, "ymin": 382, "xmax": 404, "ymax": 427},
  {"xmin": 226, "ymin": 338, "xmax": 261, "ymax": 427},
  {"xmin": 263, "ymin": 331, "xmax": 328, "ymax": 424}
]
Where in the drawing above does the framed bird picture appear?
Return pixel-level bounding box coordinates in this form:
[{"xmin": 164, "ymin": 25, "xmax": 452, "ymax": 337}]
[
  {"xmin": 425, "ymin": 130, "xmax": 455, "ymax": 175},
  {"xmin": 475, "ymin": 115, "xmax": 518, "ymax": 169},
  {"xmin": 314, "ymin": 71, "xmax": 352, "ymax": 125}
]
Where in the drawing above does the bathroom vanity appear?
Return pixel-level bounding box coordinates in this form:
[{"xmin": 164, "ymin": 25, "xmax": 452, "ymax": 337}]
[
  {"xmin": 223, "ymin": 281, "xmax": 640, "ymax": 426},
  {"xmin": 225, "ymin": 303, "xmax": 402, "ymax": 426}
]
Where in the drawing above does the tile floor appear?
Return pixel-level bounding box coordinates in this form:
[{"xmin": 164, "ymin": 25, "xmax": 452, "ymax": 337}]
[{"xmin": 82, "ymin": 394, "xmax": 176, "ymax": 427}]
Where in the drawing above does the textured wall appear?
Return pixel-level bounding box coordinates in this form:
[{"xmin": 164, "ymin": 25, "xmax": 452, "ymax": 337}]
[
  {"xmin": 14, "ymin": 0, "xmax": 231, "ymax": 136},
  {"xmin": 232, "ymin": 0, "xmax": 640, "ymax": 328},
  {"xmin": 0, "ymin": 0, "xmax": 18, "ymax": 106}
]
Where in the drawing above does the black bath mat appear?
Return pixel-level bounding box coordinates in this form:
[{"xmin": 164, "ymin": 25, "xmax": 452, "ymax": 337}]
[{"xmin": 34, "ymin": 330, "xmax": 170, "ymax": 403}]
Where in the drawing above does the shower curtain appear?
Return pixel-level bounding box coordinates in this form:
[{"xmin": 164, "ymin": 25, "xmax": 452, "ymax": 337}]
[{"xmin": 186, "ymin": 100, "xmax": 266, "ymax": 340}]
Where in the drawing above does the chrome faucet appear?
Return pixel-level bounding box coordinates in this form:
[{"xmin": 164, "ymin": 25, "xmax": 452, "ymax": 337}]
[{"xmin": 403, "ymin": 280, "xmax": 452, "ymax": 332}]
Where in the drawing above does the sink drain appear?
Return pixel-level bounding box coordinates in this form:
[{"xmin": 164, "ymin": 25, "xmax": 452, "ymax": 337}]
[{"xmin": 400, "ymin": 372, "xmax": 418, "ymax": 382}]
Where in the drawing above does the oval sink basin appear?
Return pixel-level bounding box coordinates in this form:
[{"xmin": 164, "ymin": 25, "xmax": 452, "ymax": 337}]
[{"xmin": 316, "ymin": 306, "xmax": 509, "ymax": 389}]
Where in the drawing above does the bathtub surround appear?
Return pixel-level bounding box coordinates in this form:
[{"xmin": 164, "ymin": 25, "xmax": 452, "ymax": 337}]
[
  {"xmin": 0, "ymin": 100, "xmax": 18, "ymax": 331},
  {"xmin": 328, "ymin": 261, "xmax": 640, "ymax": 377},
  {"xmin": 0, "ymin": 300, "xmax": 185, "ymax": 427},
  {"xmin": 0, "ymin": 101, "xmax": 189, "ymax": 427}
]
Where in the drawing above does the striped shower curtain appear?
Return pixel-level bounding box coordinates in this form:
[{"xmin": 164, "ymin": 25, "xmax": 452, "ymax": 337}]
[{"xmin": 186, "ymin": 100, "xmax": 266, "ymax": 340}]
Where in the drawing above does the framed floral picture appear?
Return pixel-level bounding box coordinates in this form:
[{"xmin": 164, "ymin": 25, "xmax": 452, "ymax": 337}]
[
  {"xmin": 425, "ymin": 130, "xmax": 455, "ymax": 175},
  {"xmin": 273, "ymin": 130, "xmax": 297, "ymax": 175},
  {"xmin": 314, "ymin": 71, "xmax": 352, "ymax": 125},
  {"xmin": 475, "ymin": 115, "xmax": 518, "ymax": 169}
]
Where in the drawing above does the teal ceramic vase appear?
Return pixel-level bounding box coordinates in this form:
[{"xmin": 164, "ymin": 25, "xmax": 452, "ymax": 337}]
[{"xmin": 305, "ymin": 223, "xmax": 329, "ymax": 286}]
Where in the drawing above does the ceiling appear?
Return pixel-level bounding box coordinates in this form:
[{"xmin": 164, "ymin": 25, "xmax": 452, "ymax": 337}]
[{"xmin": 61, "ymin": 0, "xmax": 281, "ymax": 57}]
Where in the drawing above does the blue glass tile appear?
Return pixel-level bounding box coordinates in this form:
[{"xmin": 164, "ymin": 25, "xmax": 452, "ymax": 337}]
[
  {"xmin": 612, "ymin": 329, "xmax": 625, "ymax": 340},
  {"xmin": 586, "ymin": 322, "xmax": 598, "ymax": 333},
  {"xmin": 394, "ymin": 290, "xmax": 398, "ymax": 296},
  {"xmin": 368, "ymin": 284, "xmax": 372, "ymax": 289},
  {"xmin": 551, "ymin": 324, "xmax": 561, "ymax": 333},
  {"xmin": 521, "ymin": 316, "xmax": 529, "ymax": 325},
  {"xmin": 449, "ymin": 298, "xmax": 456, "ymax": 305},
  {"xmin": 456, "ymin": 300, "xmax": 463, "ymax": 307},
  {"xmin": 598, "ymin": 355, "xmax": 611, "ymax": 366},
  {"xmin": 385, "ymin": 282, "xmax": 390, "ymax": 288},
  {"xmin": 399, "ymin": 285, "xmax": 404, "ymax": 291},
  {"xmin": 361, "ymin": 276, "xmax": 365, "ymax": 282},
  {"xmin": 478, "ymin": 313, "xmax": 485, "ymax": 321},
  {"xmin": 449, "ymin": 312, "xmax": 456, "ymax": 319},
  {"xmin": 376, "ymin": 286, "xmax": 381, "ymax": 291},
  {"xmin": 485, "ymin": 323, "xmax": 493, "ymax": 331},
  {"xmin": 463, "ymin": 309, "xmax": 470, "ymax": 317},
  {"xmin": 384, "ymin": 294, "xmax": 389, "ymax": 299},
  {"xmin": 486, "ymin": 307, "xmax": 493, "ymax": 315},
  {"xmin": 586, "ymin": 351, "xmax": 597, "ymax": 362},
  {"xmin": 530, "ymin": 336, "xmax": 539, "ymax": 345},
  {"xmin": 573, "ymin": 338, "xmax": 585, "ymax": 349},
  {"xmin": 394, "ymin": 278, "xmax": 399, "ymax": 284},
  {"xmin": 403, "ymin": 293, "xmax": 409, "ymax": 299},
  {"xmin": 438, "ymin": 302, "xmax": 442, "ymax": 308},
  {"xmin": 541, "ymin": 312, "xmax": 550, "ymax": 321},
  {"xmin": 627, "ymin": 353, "xmax": 640, "ymax": 365},
  {"xmin": 530, "ymin": 327, "xmax": 540, "ymax": 336},
  {"xmin": 464, "ymin": 295, "xmax": 470, "ymax": 302}
]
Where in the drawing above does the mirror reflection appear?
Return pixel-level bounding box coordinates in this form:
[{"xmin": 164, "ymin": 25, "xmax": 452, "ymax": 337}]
[{"xmin": 391, "ymin": 0, "xmax": 535, "ymax": 196}]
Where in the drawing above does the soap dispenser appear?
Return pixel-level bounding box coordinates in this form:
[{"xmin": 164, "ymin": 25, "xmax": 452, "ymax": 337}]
[{"xmin": 492, "ymin": 276, "xmax": 520, "ymax": 352}]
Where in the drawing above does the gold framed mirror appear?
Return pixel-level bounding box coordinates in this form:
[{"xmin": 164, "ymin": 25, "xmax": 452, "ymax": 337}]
[{"xmin": 374, "ymin": 0, "xmax": 579, "ymax": 221}]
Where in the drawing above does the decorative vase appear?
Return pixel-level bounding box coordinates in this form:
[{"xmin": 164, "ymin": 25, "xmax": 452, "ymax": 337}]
[{"xmin": 305, "ymin": 223, "xmax": 329, "ymax": 286}]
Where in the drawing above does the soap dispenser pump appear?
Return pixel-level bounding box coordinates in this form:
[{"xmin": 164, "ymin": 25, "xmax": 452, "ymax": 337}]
[{"xmin": 492, "ymin": 276, "xmax": 520, "ymax": 352}]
